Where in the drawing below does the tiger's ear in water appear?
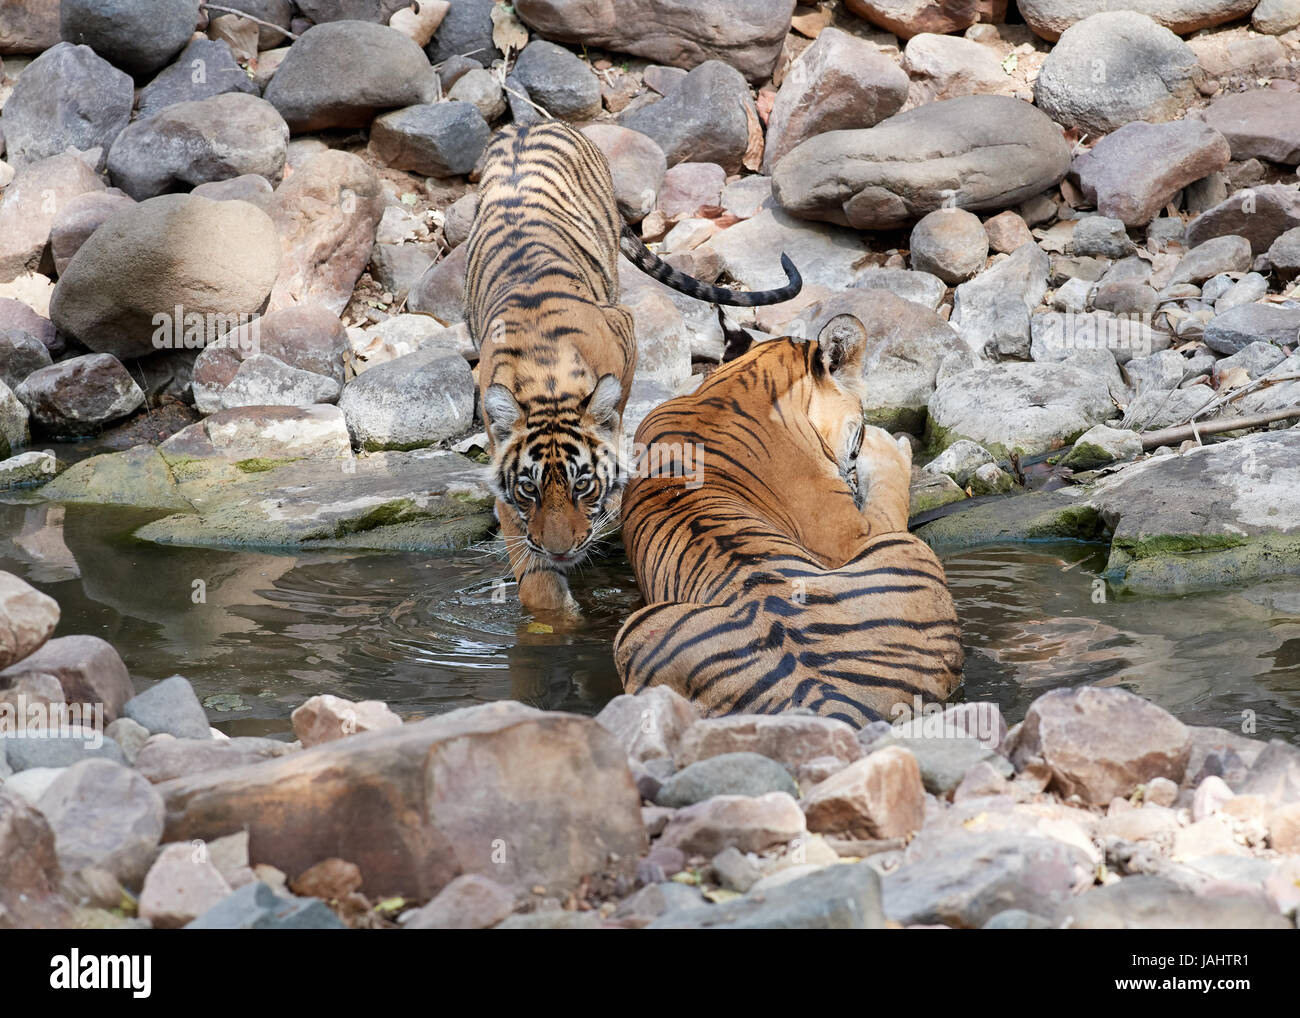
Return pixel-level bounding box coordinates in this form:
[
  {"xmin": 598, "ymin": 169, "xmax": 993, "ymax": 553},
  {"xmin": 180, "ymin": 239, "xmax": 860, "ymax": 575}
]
[
  {"xmin": 581, "ymin": 373, "xmax": 623, "ymax": 433},
  {"xmin": 817, "ymin": 314, "xmax": 869, "ymax": 377},
  {"xmin": 483, "ymin": 383, "xmax": 523, "ymax": 445}
]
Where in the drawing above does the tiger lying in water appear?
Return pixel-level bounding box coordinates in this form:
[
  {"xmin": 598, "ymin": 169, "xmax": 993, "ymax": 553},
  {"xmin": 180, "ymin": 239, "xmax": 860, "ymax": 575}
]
[
  {"xmin": 613, "ymin": 315, "xmax": 965, "ymax": 726},
  {"xmin": 465, "ymin": 122, "xmax": 801, "ymax": 612}
]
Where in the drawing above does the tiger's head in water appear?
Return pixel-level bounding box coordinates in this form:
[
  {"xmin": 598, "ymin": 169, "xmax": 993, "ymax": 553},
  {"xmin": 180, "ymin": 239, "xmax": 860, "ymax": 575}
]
[{"xmin": 481, "ymin": 372, "xmax": 624, "ymax": 573}]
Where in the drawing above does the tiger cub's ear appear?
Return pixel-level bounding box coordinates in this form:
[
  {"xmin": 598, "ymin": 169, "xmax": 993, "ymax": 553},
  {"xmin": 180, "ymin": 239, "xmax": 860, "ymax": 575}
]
[
  {"xmin": 817, "ymin": 314, "xmax": 869, "ymax": 377},
  {"xmin": 483, "ymin": 383, "xmax": 523, "ymax": 445},
  {"xmin": 581, "ymin": 373, "xmax": 623, "ymax": 433}
]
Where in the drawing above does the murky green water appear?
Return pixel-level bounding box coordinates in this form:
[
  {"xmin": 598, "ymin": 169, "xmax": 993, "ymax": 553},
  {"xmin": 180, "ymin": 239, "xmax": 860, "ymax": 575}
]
[{"xmin": 3, "ymin": 499, "xmax": 1299, "ymax": 740}]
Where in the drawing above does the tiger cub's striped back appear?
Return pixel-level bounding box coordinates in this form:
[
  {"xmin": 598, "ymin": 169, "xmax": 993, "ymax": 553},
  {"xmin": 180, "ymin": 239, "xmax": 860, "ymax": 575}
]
[
  {"xmin": 464, "ymin": 122, "xmax": 805, "ymax": 613},
  {"xmin": 614, "ymin": 316, "xmax": 964, "ymax": 726}
]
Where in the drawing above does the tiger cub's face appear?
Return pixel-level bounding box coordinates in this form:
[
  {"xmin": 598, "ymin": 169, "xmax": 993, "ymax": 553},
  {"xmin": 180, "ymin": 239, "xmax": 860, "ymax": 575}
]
[{"xmin": 482, "ymin": 374, "xmax": 624, "ymax": 570}]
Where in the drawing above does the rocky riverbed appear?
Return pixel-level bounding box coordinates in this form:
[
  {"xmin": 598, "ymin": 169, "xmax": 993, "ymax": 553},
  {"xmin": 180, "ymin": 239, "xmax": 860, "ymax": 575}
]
[
  {"xmin": 2, "ymin": 0, "xmax": 1300, "ymax": 928},
  {"xmin": 2, "ymin": 578, "xmax": 1298, "ymax": 929}
]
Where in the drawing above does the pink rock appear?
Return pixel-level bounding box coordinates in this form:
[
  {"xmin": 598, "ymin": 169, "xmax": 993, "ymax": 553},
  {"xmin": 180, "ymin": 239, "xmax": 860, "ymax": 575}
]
[
  {"xmin": 138, "ymin": 842, "xmax": 233, "ymax": 929},
  {"xmin": 764, "ymin": 27, "xmax": 908, "ymax": 170},
  {"xmin": 0, "ymin": 570, "xmax": 59, "ymax": 670},
  {"xmin": 291, "ymin": 693, "xmax": 403, "ymax": 748},
  {"xmin": 659, "ymin": 791, "xmax": 806, "ymax": 855},
  {"xmin": 266, "ymin": 150, "xmax": 384, "ymax": 316},
  {"xmin": 0, "ymin": 634, "xmax": 134, "ymax": 722},
  {"xmin": 802, "ymin": 745, "xmax": 926, "ymax": 839},
  {"xmin": 655, "ymin": 162, "xmax": 726, "ymax": 222},
  {"xmin": 403, "ymin": 873, "xmax": 514, "ymax": 929},
  {"xmin": 1011, "ymin": 687, "xmax": 1190, "ymax": 806},
  {"xmin": 676, "ymin": 713, "xmax": 862, "ymax": 773},
  {"xmin": 595, "ymin": 686, "xmax": 699, "ymax": 763}
]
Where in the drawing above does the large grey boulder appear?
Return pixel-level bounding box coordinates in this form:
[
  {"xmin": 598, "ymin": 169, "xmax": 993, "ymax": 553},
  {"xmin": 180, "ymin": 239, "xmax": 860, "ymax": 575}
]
[
  {"xmin": 772, "ymin": 95, "xmax": 1070, "ymax": 230},
  {"xmin": 49, "ymin": 195, "xmax": 281, "ymax": 360},
  {"xmin": 927, "ymin": 360, "xmax": 1116, "ymax": 458},
  {"xmin": 106, "ymin": 93, "xmax": 289, "ymax": 200},
  {"xmin": 620, "ymin": 60, "xmax": 759, "ymax": 174},
  {"xmin": 1018, "ymin": 0, "xmax": 1258, "ymax": 40},
  {"xmin": 263, "ymin": 20, "xmax": 436, "ymax": 131},
  {"xmin": 60, "ymin": 0, "xmax": 198, "ymax": 76},
  {"xmin": 0, "ymin": 43, "xmax": 132, "ymax": 168},
  {"xmin": 1033, "ymin": 11, "xmax": 1199, "ymax": 136},
  {"xmin": 514, "ymin": 0, "xmax": 795, "ymax": 82}
]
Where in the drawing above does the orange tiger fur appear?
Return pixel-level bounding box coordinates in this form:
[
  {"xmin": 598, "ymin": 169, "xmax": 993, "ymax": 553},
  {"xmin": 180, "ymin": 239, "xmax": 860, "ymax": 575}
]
[
  {"xmin": 464, "ymin": 122, "xmax": 801, "ymax": 612},
  {"xmin": 613, "ymin": 315, "xmax": 964, "ymax": 726}
]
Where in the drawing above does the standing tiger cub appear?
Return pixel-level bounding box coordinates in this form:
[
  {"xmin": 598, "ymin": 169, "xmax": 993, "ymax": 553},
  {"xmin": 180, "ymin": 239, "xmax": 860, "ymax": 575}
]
[
  {"xmin": 614, "ymin": 315, "xmax": 964, "ymax": 726},
  {"xmin": 465, "ymin": 122, "xmax": 802, "ymax": 612}
]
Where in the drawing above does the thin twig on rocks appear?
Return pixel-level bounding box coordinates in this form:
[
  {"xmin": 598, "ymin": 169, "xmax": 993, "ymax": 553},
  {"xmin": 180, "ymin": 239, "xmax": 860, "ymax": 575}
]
[{"xmin": 201, "ymin": 3, "xmax": 301, "ymax": 40}]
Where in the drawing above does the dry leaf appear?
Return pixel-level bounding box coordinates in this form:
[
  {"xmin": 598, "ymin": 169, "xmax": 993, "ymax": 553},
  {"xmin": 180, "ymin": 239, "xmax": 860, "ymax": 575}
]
[
  {"xmin": 1216, "ymin": 366, "xmax": 1250, "ymax": 391},
  {"xmin": 491, "ymin": 4, "xmax": 529, "ymax": 58}
]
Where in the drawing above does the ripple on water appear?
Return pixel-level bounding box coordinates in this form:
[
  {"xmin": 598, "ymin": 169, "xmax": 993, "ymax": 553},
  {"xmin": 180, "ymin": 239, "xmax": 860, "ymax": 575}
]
[{"xmin": 2, "ymin": 502, "xmax": 1298, "ymax": 740}]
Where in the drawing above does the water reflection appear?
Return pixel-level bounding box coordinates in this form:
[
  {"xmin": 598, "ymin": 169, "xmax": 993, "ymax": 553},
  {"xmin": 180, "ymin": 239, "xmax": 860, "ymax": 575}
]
[{"xmin": 1, "ymin": 500, "xmax": 1298, "ymax": 740}]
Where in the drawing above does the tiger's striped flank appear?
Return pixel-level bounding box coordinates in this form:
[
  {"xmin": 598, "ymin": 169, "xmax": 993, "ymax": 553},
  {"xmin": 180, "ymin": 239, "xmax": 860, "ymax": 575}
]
[{"xmin": 614, "ymin": 317, "xmax": 964, "ymax": 726}]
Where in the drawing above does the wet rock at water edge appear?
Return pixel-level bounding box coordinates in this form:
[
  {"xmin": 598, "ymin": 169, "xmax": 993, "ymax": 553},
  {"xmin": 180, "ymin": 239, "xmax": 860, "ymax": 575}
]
[
  {"xmin": 0, "ymin": 571, "xmax": 59, "ymax": 670},
  {"xmin": 0, "ymin": 634, "xmax": 136, "ymax": 723},
  {"xmin": 122, "ymin": 676, "xmax": 211, "ymax": 741},
  {"xmin": 1010, "ymin": 686, "xmax": 1191, "ymax": 804},
  {"xmin": 291, "ymin": 693, "xmax": 402, "ymax": 747}
]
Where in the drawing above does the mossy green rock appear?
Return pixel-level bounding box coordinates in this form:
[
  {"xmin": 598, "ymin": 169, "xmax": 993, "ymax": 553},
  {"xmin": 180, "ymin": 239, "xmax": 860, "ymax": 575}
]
[
  {"xmin": 39, "ymin": 445, "xmax": 193, "ymax": 510},
  {"xmin": 135, "ymin": 448, "xmax": 495, "ymax": 552}
]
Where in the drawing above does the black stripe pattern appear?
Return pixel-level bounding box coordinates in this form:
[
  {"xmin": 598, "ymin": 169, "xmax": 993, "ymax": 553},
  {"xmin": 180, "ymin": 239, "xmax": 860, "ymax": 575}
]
[{"xmin": 613, "ymin": 338, "xmax": 964, "ymax": 728}]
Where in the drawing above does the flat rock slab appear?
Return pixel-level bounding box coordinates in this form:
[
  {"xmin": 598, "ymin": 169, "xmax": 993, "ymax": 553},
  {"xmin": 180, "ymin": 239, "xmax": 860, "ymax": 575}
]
[
  {"xmin": 158, "ymin": 701, "xmax": 646, "ymax": 900},
  {"xmin": 134, "ymin": 448, "xmax": 494, "ymax": 552},
  {"xmin": 1086, "ymin": 430, "xmax": 1300, "ymax": 592}
]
